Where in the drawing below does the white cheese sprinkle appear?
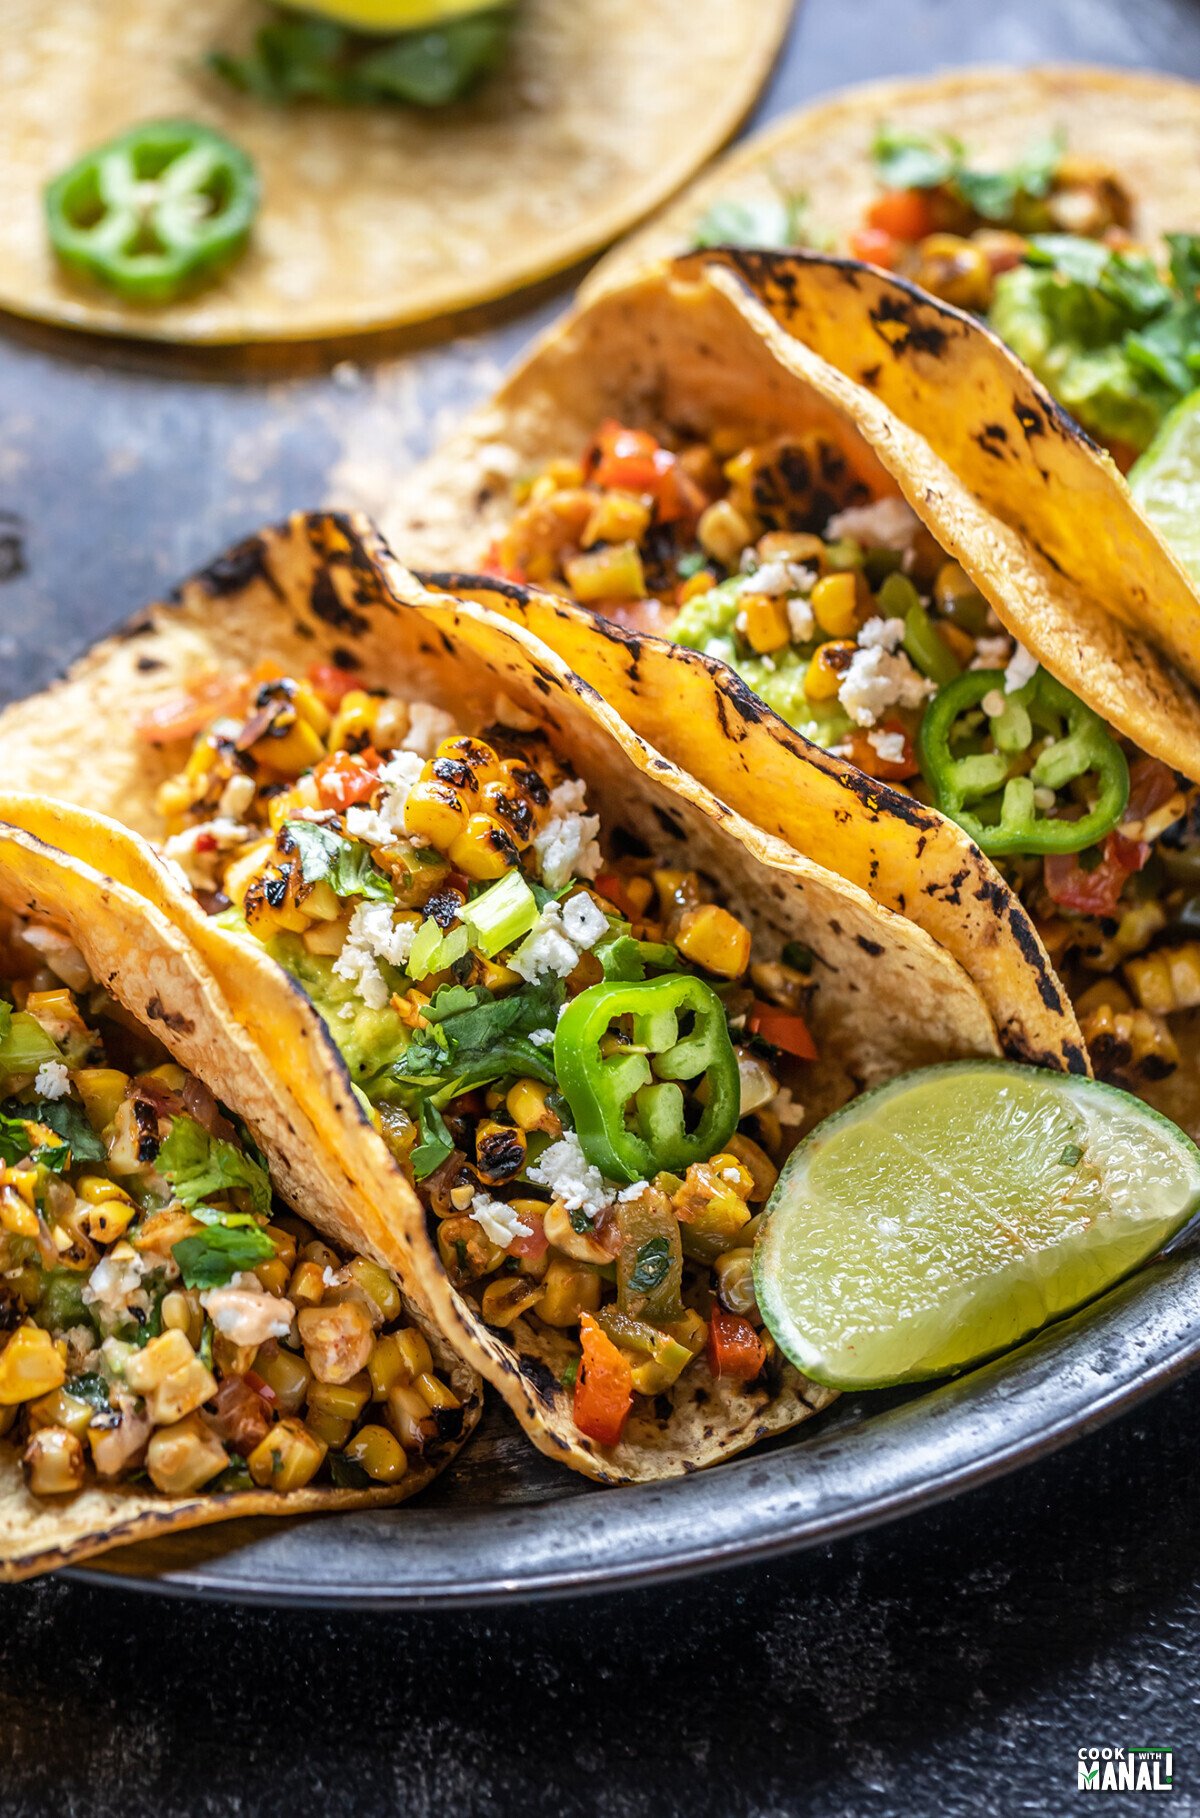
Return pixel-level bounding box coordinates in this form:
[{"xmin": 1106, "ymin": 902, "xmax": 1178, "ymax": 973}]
[
  {"xmin": 867, "ymin": 729, "xmax": 907, "ymax": 766},
  {"xmin": 528, "ymin": 1028, "xmax": 555, "ymax": 1048},
  {"xmin": 786, "ymin": 595, "xmax": 815, "ymax": 643},
  {"xmin": 332, "ymin": 902, "xmax": 418, "ymax": 1008},
  {"xmin": 743, "ymin": 559, "xmax": 817, "ymax": 599},
  {"xmin": 526, "ymin": 1131, "xmax": 610, "ymax": 1219},
  {"xmin": 1004, "ymin": 641, "xmax": 1039, "ymax": 694},
  {"xmin": 511, "ymin": 892, "xmax": 607, "ymax": 984},
  {"xmin": 533, "ymin": 778, "xmax": 602, "ymax": 891},
  {"xmin": 857, "ymin": 615, "xmax": 906, "ymax": 653},
  {"xmin": 469, "ymin": 1192, "xmax": 533, "ymax": 1249},
  {"xmin": 34, "ymin": 1060, "xmax": 70, "ymax": 1101},
  {"xmin": 972, "ymin": 634, "xmax": 1013, "ymax": 671},
  {"xmin": 825, "ymin": 497, "xmax": 920, "ymax": 550},
  {"xmin": 162, "ymin": 818, "xmax": 254, "ymax": 888},
  {"xmin": 838, "ymin": 646, "xmax": 934, "ymax": 728},
  {"xmin": 401, "ymin": 703, "xmax": 457, "ymax": 758}
]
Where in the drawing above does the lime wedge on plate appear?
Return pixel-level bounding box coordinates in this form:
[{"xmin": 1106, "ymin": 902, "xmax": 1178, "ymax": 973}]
[
  {"xmin": 754, "ymin": 1062, "xmax": 1200, "ymax": 1390},
  {"xmin": 1130, "ymin": 387, "xmax": 1200, "ymax": 585}
]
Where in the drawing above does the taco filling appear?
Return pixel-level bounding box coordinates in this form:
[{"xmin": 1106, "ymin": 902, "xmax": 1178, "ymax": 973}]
[
  {"xmin": 144, "ymin": 664, "xmax": 828, "ymax": 1449},
  {"xmin": 482, "ymin": 420, "xmax": 1199, "ymax": 1098},
  {"xmin": 0, "ymin": 906, "xmax": 463, "ymax": 1502}
]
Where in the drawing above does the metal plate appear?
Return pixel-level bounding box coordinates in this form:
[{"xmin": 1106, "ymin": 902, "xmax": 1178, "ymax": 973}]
[{"xmin": 69, "ymin": 1245, "xmax": 1200, "ymax": 1607}]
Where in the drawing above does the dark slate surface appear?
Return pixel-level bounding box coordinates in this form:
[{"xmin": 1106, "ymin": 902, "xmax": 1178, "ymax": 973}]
[{"xmin": 4, "ymin": 1, "xmax": 1200, "ymax": 1812}]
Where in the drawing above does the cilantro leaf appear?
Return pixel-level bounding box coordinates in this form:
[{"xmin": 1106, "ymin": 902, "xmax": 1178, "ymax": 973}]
[
  {"xmin": 27, "ymin": 1098, "xmax": 106, "ymax": 1162},
  {"xmin": 172, "ymin": 1224, "xmax": 276, "ymax": 1290},
  {"xmin": 411, "ymin": 1100, "xmax": 454, "ymax": 1182},
  {"xmin": 32, "ymin": 1143, "xmax": 71, "ymax": 1173},
  {"xmin": 65, "ymin": 1372, "xmax": 111, "ymax": 1411},
  {"xmin": 595, "ymin": 934, "xmax": 681, "ymax": 983},
  {"xmin": 283, "ymin": 820, "xmax": 394, "ymax": 903},
  {"xmin": 210, "ymin": 9, "xmax": 510, "ymax": 107},
  {"xmin": 158, "ymin": 1116, "xmax": 272, "ymax": 1217},
  {"xmin": 692, "ymin": 188, "xmax": 808, "ymax": 251},
  {"xmin": 871, "ymin": 125, "xmax": 959, "ymax": 192},
  {"xmin": 0, "ymin": 1011, "xmax": 61, "ymax": 1084}
]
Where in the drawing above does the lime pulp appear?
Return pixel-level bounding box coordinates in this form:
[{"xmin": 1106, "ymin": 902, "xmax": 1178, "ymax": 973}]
[
  {"xmin": 1129, "ymin": 387, "xmax": 1200, "ymax": 586},
  {"xmin": 754, "ymin": 1061, "xmax": 1200, "ymax": 1391}
]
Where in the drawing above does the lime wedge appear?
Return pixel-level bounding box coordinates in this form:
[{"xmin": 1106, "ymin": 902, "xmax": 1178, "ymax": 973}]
[
  {"xmin": 754, "ymin": 1062, "xmax": 1200, "ymax": 1390},
  {"xmin": 1129, "ymin": 388, "xmax": 1200, "ymax": 585}
]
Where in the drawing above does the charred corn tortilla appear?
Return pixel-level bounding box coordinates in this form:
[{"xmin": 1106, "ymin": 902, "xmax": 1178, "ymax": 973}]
[
  {"xmin": 0, "ymin": 819, "xmax": 479, "ymax": 1581},
  {"xmin": 390, "ymin": 258, "xmax": 1093, "ymax": 1071},
  {"xmin": 0, "ymin": 513, "xmax": 1017, "ymax": 1481},
  {"xmin": 587, "ymin": 66, "xmax": 1200, "ymax": 306},
  {"xmin": 0, "ymin": 0, "xmax": 792, "ymax": 344}
]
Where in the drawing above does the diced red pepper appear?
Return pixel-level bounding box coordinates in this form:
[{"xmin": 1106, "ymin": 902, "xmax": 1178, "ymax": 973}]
[
  {"xmin": 707, "ymin": 1303, "xmax": 767, "ymax": 1382},
  {"xmin": 508, "ymin": 1208, "xmax": 547, "ymax": 1262},
  {"xmin": 849, "ymin": 226, "xmax": 899, "ymax": 269},
  {"xmin": 1124, "ymin": 755, "xmax": 1178, "ymax": 825},
  {"xmin": 134, "ymin": 668, "xmax": 250, "ymax": 745},
  {"xmin": 573, "ymin": 1311, "xmax": 633, "ymax": 1446},
  {"xmin": 746, "ymin": 1001, "xmax": 818, "ymax": 1061},
  {"xmin": 307, "ymin": 662, "xmax": 362, "ymax": 708},
  {"xmin": 1043, "ymin": 830, "xmax": 1150, "ymax": 917},
  {"xmin": 866, "ymin": 188, "xmax": 937, "ymax": 242},
  {"xmin": 584, "ymin": 420, "xmax": 703, "ymax": 525},
  {"xmin": 595, "ymin": 872, "xmax": 638, "ymax": 920},
  {"xmin": 314, "ymin": 748, "xmax": 381, "ymax": 812},
  {"xmin": 844, "ymin": 719, "xmax": 920, "ymax": 781},
  {"xmin": 480, "ymin": 540, "xmax": 526, "ymax": 583}
]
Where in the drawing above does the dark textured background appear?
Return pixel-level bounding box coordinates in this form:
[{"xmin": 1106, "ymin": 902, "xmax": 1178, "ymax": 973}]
[{"xmin": 4, "ymin": 2, "xmax": 1200, "ymax": 1813}]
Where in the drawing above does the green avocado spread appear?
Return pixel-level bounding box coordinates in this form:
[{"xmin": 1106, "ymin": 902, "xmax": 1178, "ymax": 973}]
[
  {"xmin": 268, "ymin": 934, "xmax": 410, "ymax": 1090},
  {"xmin": 672, "ymin": 578, "xmax": 853, "ymax": 746}
]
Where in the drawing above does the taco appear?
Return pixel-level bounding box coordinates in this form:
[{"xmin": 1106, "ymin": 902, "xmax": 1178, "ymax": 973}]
[
  {"xmin": 0, "ymin": 0, "xmax": 791, "ymax": 343},
  {"xmin": 390, "ymin": 251, "xmax": 1200, "ymax": 1122},
  {"xmin": 0, "ymin": 818, "xmax": 478, "ymax": 1581},
  {"xmin": 585, "ymin": 64, "xmax": 1200, "ymax": 467},
  {"xmin": 0, "ymin": 513, "xmax": 1030, "ymax": 1481}
]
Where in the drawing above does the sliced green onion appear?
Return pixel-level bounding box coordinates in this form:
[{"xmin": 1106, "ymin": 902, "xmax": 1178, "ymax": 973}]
[
  {"xmin": 462, "ymin": 870, "xmax": 538, "ymax": 957},
  {"xmin": 408, "ymin": 918, "xmax": 470, "ymax": 982}
]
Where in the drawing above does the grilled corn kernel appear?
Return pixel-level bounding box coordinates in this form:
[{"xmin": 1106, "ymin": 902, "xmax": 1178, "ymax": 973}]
[
  {"xmin": 341, "ymin": 1257, "xmax": 402, "ymax": 1326},
  {"xmin": 437, "ymin": 1215, "xmax": 504, "ymax": 1281},
  {"xmin": 804, "ymin": 640, "xmax": 856, "ymax": 702},
  {"xmin": 288, "ymin": 1259, "xmax": 327, "ymax": 1309},
  {"xmin": 415, "ymin": 1373, "xmax": 458, "ymax": 1415},
  {"xmin": 715, "ymin": 1247, "xmax": 759, "ymax": 1317},
  {"xmin": 344, "ymin": 1423, "xmax": 408, "ymax": 1483},
  {"xmin": 912, "ymin": 233, "xmax": 993, "ymax": 311},
  {"xmin": 298, "ymin": 1301, "xmax": 375, "ymax": 1385},
  {"xmin": 475, "ymin": 1119, "xmax": 527, "ymax": 1185},
  {"xmin": 506, "ymin": 1078, "xmax": 561, "ymax": 1136},
  {"xmin": 448, "ymin": 814, "xmax": 518, "ymax": 881},
  {"xmin": 0, "ymin": 1325, "xmax": 66, "ymax": 1404},
  {"xmin": 677, "ymin": 568, "xmax": 717, "ymax": 606},
  {"xmin": 543, "ymin": 1200, "xmax": 611, "ymax": 1266},
  {"xmin": 250, "ymin": 714, "xmax": 327, "ymax": 778},
  {"xmin": 723, "ymin": 1133, "xmax": 778, "ymax": 1201},
  {"xmin": 629, "ymin": 1336, "xmax": 694, "ymax": 1396},
  {"xmin": 27, "ymin": 1387, "xmax": 94, "ymax": 1440},
  {"xmin": 254, "ymin": 1257, "xmax": 291, "ymax": 1298},
  {"xmin": 675, "ymin": 905, "xmax": 752, "ymax": 979},
  {"xmin": 384, "ymin": 1383, "xmax": 433, "ymax": 1451},
  {"xmin": 479, "ymin": 1276, "xmax": 545, "ymax": 1328},
  {"xmin": 810, "ymin": 571, "xmax": 863, "ymax": 637},
  {"xmin": 1125, "ymin": 942, "xmax": 1200, "ymax": 1017},
  {"xmin": 698, "ymin": 499, "xmax": 753, "ymax": 569},
  {"xmin": 247, "ymin": 1417, "xmax": 327, "ymax": 1491},
  {"xmin": 146, "ymin": 1414, "xmax": 228, "ymax": 1495},
  {"xmin": 160, "ymin": 1289, "xmax": 204, "ymax": 1347},
  {"xmin": 537, "ymin": 1258, "xmax": 603, "ymax": 1327},
  {"xmin": 740, "ymin": 593, "xmax": 792, "ymax": 654},
  {"xmin": 404, "ymin": 780, "xmax": 467, "ymax": 850},
  {"xmin": 0, "ymin": 1188, "xmax": 36, "ymax": 1238},
  {"xmin": 252, "ymin": 1343, "xmax": 311, "ymax": 1415},
  {"xmin": 304, "ymin": 1406, "xmax": 353, "ymax": 1451},
  {"xmin": 75, "ymin": 1183, "xmax": 137, "ymax": 1244},
  {"xmin": 564, "ymin": 540, "xmax": 647, "ymax": 603},
  {"xmin": 72, "ymin": 1068, "xmax": 129, "ymax": 1134},
  {"xmin": 23, "ymin": 1426, "xmax": 85, "ymax": 1496},
  {"xmin": 123, "ymin": 1329, "xmax": 196, "ymax": 1394},
  {"xmin": 367, "ymin": 1331, "xmax": 412, "ymax": 1398},
  {"xmin": 267, "ymin": 775, "xmax": 322, "ymax": 831},
  {"xmin": 265, "ymin": 1223, "xmax": 298, "ymax": 1272},
  {"xmin": 1082, "ymin": 1002, "xmax": 1180, "ymax": 1084},
  {"xmin": 707, "ymin": 1152, "xmax": 756, "ymax": 1198},
  {"xmin": 143, "ymin": 1359, "xmax": 217, "ymax": 1428},
  {"xmin": 307, "ymin": 1374, "xmax": 371, "ymax": 1423},
  {"xmin": 327, "ymin": 689, "xmax": 377, "ymax": 752},
  {"xmin": 300, "ymin": 1239, "xmax": 341, "ymax": 1271},
  {"xmin": 581, "ymin": 490, "xmax": 652, "ymax": 550}
]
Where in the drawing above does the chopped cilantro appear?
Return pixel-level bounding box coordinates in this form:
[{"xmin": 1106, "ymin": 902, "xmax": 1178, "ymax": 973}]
[
  {"xmin": 692, "ymin": 184, "xmax": 809, "ymax": 252},
  {"xmin": 1059, "ymin": 1143, "xmax": 1083, "ymax": 1167},
  {"xmin": 560, "ymin": 1356, "xmax": 579, "ymax": 1390},
  {"xmin": 172, "ymin": 1223, "xmax": 275, "ymax": 1290},
  {"xmin": 158, "ymin": 1116, "xmax": 272, "ymax": 1217},
  {"xmin": 411, "ymin": 1100, "xmax": 454, "ymax": 1182},
  {"xmin": 329, "ymin": 1453, "xmax": 371, "ymax": 1490},
  {"xmin": 29, "ymin": 1097, "xmax": 107, "ymax": 1162},
  {"xmin": 283, "ymin": 820, "xmax": 394, "ymax": 903}
]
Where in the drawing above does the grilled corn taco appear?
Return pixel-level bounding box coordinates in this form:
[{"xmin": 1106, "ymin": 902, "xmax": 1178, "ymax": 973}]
[
  {"xmin": 588, "ymin": 65, "xmax": 1200, "ymax": 467},
  {"xmin": 0, "ymin": 818, "xmax": 479, "ymax": 1581},
  {"xmin": 0, "ymin": 513, "xmax": 1042, "ymax": 1481},
  {"xmin": 0, "ymin": 0, "xmax": 791, "ymax": 343}
]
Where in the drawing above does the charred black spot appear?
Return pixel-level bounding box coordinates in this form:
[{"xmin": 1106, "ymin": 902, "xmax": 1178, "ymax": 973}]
[
  {"xmin": 330, "ymin": 646, "xmax": 361, "ymax": 672},
  {"xmin": 856, "ymin": 935, "xmax": 884, "ymax": 956},
  {"xmin": 144, "ymin": 996, "xmax": 194, "ymax": 1036},
  {"xmin": 133, "ymin": 1096, "xmax": 161, "ymax": 1163},
  {"xmin": 611, "ymin": 825, "xmax": 652, "ymax": 860},
  {"xmin": 507, "ymin": 764, "xmax": 549, "ymax": 809},
  {"xmin": 135, "ymin": 655, "xmax": 165, "ymax": 673},
  {"xmin": 869, "ymin": 292, "xmax": 949, "ymax": 358},
  {"xmin": 476, "ymin": 1126, "xmax": 526, "ymax": 1183},
  {"xmin": 519, "ymin": 1354, "xmax": 561, "ymax": 1406},
  {"xmin": 264, "ymin": 875, "xmax": 289, "ymax": 909},
  {"xmin": 0, "ymin": 512, "xmax": 26, "ymax": 584},
  {"xmin": 859, "ymin": 364, "xmax": 881, "ymax": 388},
  {"xmin": 1015, "ymin": 403, "xmax": 1044, "ymax": 440},
  {"xmin": 432, "ymin": 757, "xmax": 473, "ymax": 791},
  {"xmin": 198, "ymin": 535, "xmax": 278, "ymax": 599},
  {"xmin": 425, "ymin": 888, "xmax": 466, "ymax": 930},
  {"xmin": 650, "ymin": 802, "xmax": 687, "ymax": 842},
  {"xmin": 431, "ymin": 1404, "xmax": 465, "ymax": 1443},
  {"xmin": 310, "ymin": 567, "xmax": 367, "ymax": 636}
]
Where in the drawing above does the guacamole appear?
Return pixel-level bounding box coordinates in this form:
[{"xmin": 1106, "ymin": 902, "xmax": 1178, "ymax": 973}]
[{"xmin": 673, "ymin": 579, "xmax": 855, "ymax": 746}]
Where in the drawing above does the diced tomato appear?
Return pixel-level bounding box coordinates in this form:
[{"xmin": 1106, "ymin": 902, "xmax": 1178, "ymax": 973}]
[
  {"xmin": 194, "ymin": 831, "xmax": 218, "ymax": 854},
  {"xmin": 208, "ymin": 1375, "xmax": 273, "ymax": 1456},
  {"xmin": 307, "ymin": 662, "xmax": 362, "ymax": 708},
  {"xmin": 1124, "ymin": 755, "xmax": 1178, "ymax": 825},
  {"xmin": 508, "ymin": 1209, "xmax": 547, "ymax": 1262},
  {"xmin": 587, "ymin": 420, "xmax": 666, "ymax": 494},
  {"xmin": 243, "ymin": 1370, "xmax": 277, "ymax": 1405},
  {"xmin": 134, "ymin": 668, "xmax": 249, "ymax": 745},
  {"xmin": 848, "ymin": 226, "xmax": 899, "ymax": 269},
  {"xmin": 707, "ymin": 1304, "xmax": 767, "ymax": 1382},
  {"xmin": 480, "ymin": 540, "xmax": 526, "ymax": 583},
  {"xmin": 746, "ymin": 1001, "xmax": 818, "ymax": 1061},
  {"xmin": 314, "ymin": 748, "xmax": 381, "ymax": 811},
  {"xmin": 574, "ymin": 1311, "xmax": 633, "ymax": 1446},
  {"xmin": 866, "ymin": 187, "xmax": 937, "ymax": 242},
  {"xmin": 595, "ymin": 871, "xmax": 638, "ymax": 920},
  {"xmin": 844, "ymin": 720, "xmax": 920, "ymax": 781},
  {"xmin": 653, "ymin": 458, "xmax": 707, "ymax": 527},
  {"xmin": 1043, "ymin": 830, "xmax": 1150, "ymax": 917}
]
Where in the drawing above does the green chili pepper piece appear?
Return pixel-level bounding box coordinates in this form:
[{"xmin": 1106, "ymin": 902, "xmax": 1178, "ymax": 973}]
[
  {"xmin": 45, "ymin": 120, "xmax": 259, "ymax": 306},
  {"xmin": 554, "ymin": 976, "xmax": 740, "ymax": 1184},
  {"xmin": 917, "ymin": 667, "xmax": 1129, "ymax": 856}
]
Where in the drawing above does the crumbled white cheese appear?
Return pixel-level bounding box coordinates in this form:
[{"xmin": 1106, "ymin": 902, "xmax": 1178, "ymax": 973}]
[
  {"xmin": 34, "ymin": 1060, "xmax": 70, "ymax": 1101},
  {"xmin": 857, "ymin": 615, "xmax": 906, "ymax": 653},
  {"xmin": 786, "ymin": 596, "xmax": 815, "ymax": 643},
  {"xmin": 867, "ymin": 728, "xmax": 907, "ymax": 766},
  {"xmin": 838, "ymin": 646, "xmax": 934, "ymax": 728},
  {"xmin": 333, "ymin": 902, "xmax": 418, "ymax": 1008},
  {"xmin": 512, "ymin": 893, "xmax": 607, "ymax": 983},
  {"xmin": 218, "ymin": 772, "xmax": 256, "ymax": 821},
  {"xmin": 971, "ymin": 635, "xmax": 1012, "ymax": 671},
  {"xmin": 344, "ymin": 750, "xmax": 424, "ymax": 847},
  {"xmin": 772, "ymin": 1087, "xmax": 806, "ymax": 1127},
  {"xmin": 533, "ymin": 778, "xmax": 602, "ymax": 891},
  {"xmin": 83, "ymin": 1248, "xmax": 147, "ymax": 1317},
  {"xmin": 401, "ymin": 702, "xmax": 457, "ymax": 758},
  {"xmin": 826, "ymin": 497, "xmax": 920, "ymax": 550},
  {"xmin": 528, "ymin": 1028, "xmax": 555, "ymax": 1048},
  {"xmin": 200, "ymin": 1273, "xmax": 295, "ymax": 1346},
  {"xmin": 744, "ymin": 560, "xmax": 817, "ymax": 599},
  {"xmin": 527, "ymin": 1131, "xmax": 610, "ymax": 1219},
  {"xmin": 377, "ymin": 749, "xmax": 426, "ymax": 792},
  {"xmin": 469, "ymin": 1192, "xmax": 533, "ymax": 1249},
  {"xmin": 163, "ymin": 818, "xmax": 253, "ymax": 889},
  {"xmin": 1004, "ymin": 641, "xmax": 1039, "ymax": 694},
  {"xmin": 561, "ymin": 892, "xmax": 608, "ymax": 948},
  {"xmin": 616, "ymin": 1181, "xmax": 651, "ymax": 1202}
]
